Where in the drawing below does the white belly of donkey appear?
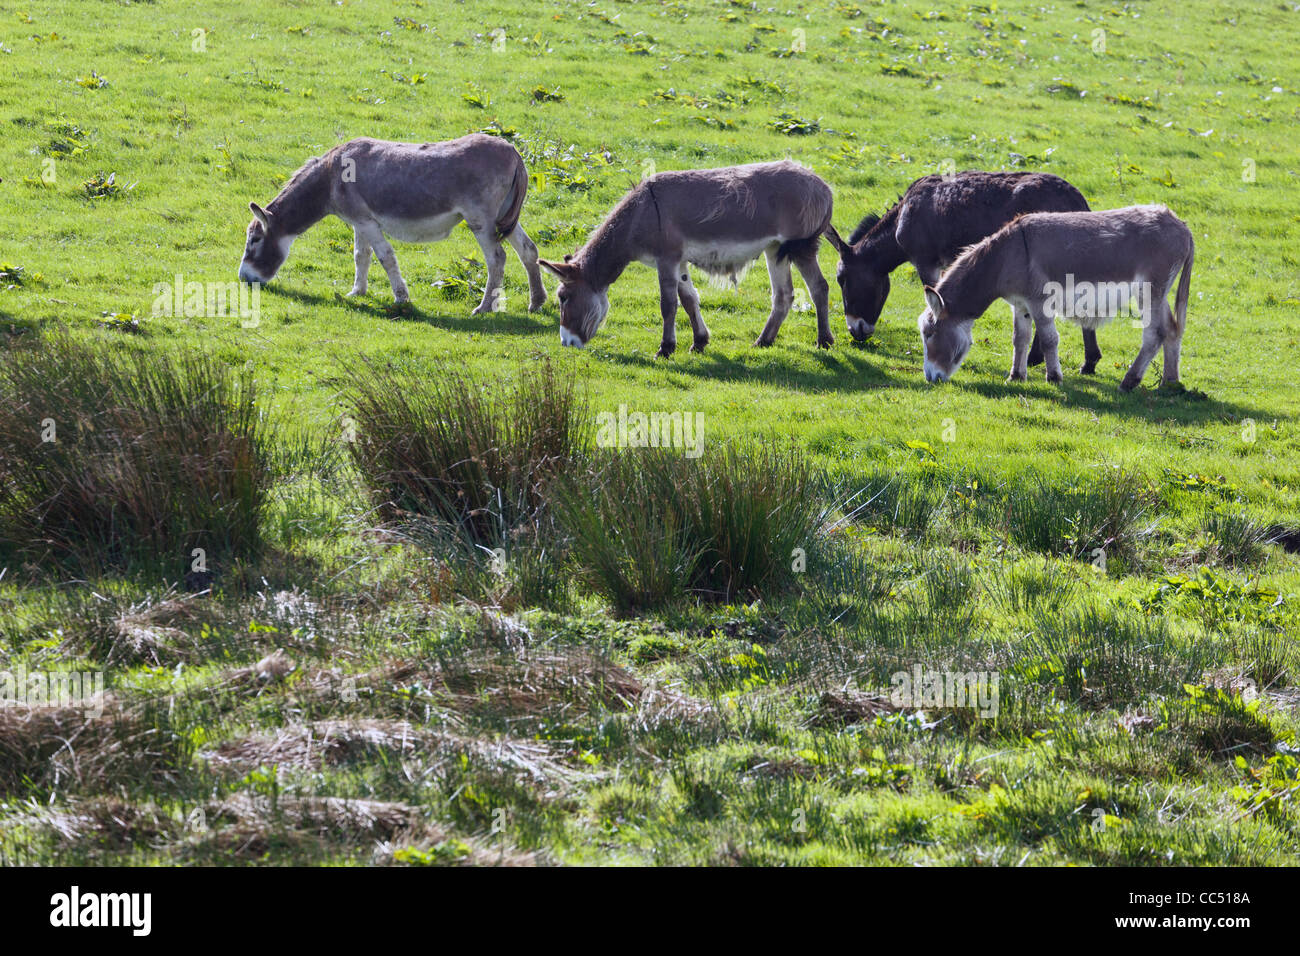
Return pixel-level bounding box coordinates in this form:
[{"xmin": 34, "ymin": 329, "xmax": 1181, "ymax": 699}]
[
  {"xmin": 1044, "ymin": 275, "xmax": 1152, "ymax": 330},
  {"xmin": 681, "ymin": 238, "xmax": 780, "ymax": 286},
  {"xmin": 378, "ymin": 212, "xmax": 464, "ymax": 243}
]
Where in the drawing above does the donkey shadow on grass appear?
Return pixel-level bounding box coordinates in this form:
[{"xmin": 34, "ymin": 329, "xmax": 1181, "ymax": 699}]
[
  {"xmin": 266, "ymin": 284, "xmax": 555, "ymax": 337},
  {"xmin": 609, "ymin": 339, "xmax": 1279, "ymax": 426},
  {"xmin": 959, "ymin": 368, "xmax": 1278, "ymax": 425},
  {"xmin": 603, "ymin": 339, "xmax": 898, "ymax": 395},
  {"xmin": 265, "ymin": 284, "xmax": 1278, "ymax": 425}
]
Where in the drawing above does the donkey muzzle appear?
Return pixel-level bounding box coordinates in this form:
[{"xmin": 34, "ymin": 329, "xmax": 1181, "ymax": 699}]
[
  {"xmin": 846, "ymin": 316, "xmax": 874, "ymax": 341},
  {"xmin": 924, "ymin": 362, "xmax": 948, "ymax": 384},
  {"xmin": 559, "ymin": 327, "xmax": 586, "ymax": 348}
]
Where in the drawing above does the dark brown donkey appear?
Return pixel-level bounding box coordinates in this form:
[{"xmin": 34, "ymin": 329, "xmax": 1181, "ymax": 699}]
[{"xmin": 825, "ymin": 171, "xmax": 1102, "ymax": 373}]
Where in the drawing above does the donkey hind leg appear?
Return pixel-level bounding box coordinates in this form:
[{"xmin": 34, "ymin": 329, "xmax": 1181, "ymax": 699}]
[
  {"xmin": 1080, "ymin": 328, "xmax": 1102, "ymax": 375},
  {"xmin": 1032, "ymin": 304, "xmax": 1063, "ymax": 384},
  {"xmin": 1027, "ymin": 308, "xmax": 1045, "ymax": 368},
  {"xmin": 355, "ymin": 222, "xmax": 410, "ymax": 303},
  {"xmin": 793, "ymin": 252, "xmax": 833, "ymax": 349},
  {"xmin": 1008, "ymin": 304, "xmax": 1035, "ymax": 382},
  {"xmin": 1119, "ymin": 293, "xmax": 1169, "ymax": 393},
  {"xmin": 755, "ymin": 247, "xmax": 794, "ymax": 347},
  {"xmin": 677, "ymin": 268, "xmax": 710, "ymax": 352},
  {"xmin": 347, "ymin": 228, "xmax": 372, "ymax": 297},
  {"xmin": 504, "ymin": 224, "xmax": 548, "ymax": 312},
  {"xmin": 1160, "ymin": 298, "xmax": 1183, "ymax": 384},
  {"xmin": 468, "ymin": 224, "xmax": 509, "ymax": 315}
]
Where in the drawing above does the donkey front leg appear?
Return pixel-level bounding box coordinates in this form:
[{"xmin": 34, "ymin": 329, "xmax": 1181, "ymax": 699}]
[
  {"xmin": 793, "ymin": 252, "xmax": 833, "ymax": 349},
  {"xmin": 347, "ymin": 229, "xmax": 372, "ymax": 297},
  {"xmin": 503, "ymin": 224, "xmax": 548, "ymax": 312},
  {"xmin": 677, "ymin": 268, "xmax": 710, "ymax": 352},
  {"xmin": 1008, "ymin": 304, "xmax": 1034, "ymax": 381},
  {"xmin": 356, "ymin": 222, "xmax": 410, "ymax": 303},
  {"xmin": 469, "ymin": 225, "xmax": 508, "ymax": 315},
  {"xmin": 656, "ymin": 261, "xmax": 681, "ymax": 358},
  {"xmin": 755, "ymin": 247, "xmax": 794, "ymax": 347}
]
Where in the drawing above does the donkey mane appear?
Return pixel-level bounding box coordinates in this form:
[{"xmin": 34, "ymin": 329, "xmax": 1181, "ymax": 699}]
[
  {"xmin": 571, "ymin": 182, "xmax": 649, "ymax": 287},
  {"xmin": 946, "ymin": 215, "xmax": 1025, "ymax": 280},
  {"xmin": 847, "ymin": 213, "xmax": 880, "ymax": 245},
  {"xmin": 266, "ymin": 151, "xmax": 337, "ymax": 234}
]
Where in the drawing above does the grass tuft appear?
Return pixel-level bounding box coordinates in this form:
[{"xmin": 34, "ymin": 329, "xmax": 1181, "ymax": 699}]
[{"xmin": 0, "ymin": 332, "xmax": 272, "ymax": 576}]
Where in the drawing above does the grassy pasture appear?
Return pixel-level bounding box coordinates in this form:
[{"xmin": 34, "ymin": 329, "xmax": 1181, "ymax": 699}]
[{"xmin": 0, "ymin": 0, "xmax": 1299, "ymax": 866}]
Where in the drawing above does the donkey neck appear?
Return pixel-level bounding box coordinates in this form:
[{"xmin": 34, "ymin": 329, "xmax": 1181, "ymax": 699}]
[
  {"xmin": 577, "ymin": 188, "xmax": 653, "ymax": 289},
  {"xmin": 851, "ymin": 202, "xmax": 908, "ymax": 272},
  {"xmin": 940, "ymin": 227, "xmax": 1024, "ymax": 318},
  {"xmin": 266, "ymin": 154, "xmax": 335, "ymax": 236}
]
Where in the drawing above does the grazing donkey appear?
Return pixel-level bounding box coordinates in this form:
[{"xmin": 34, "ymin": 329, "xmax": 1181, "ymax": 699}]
[
  {"xmin": 825, "ymin": 171, "xmax": 1103, "ymax": 373},
  {"xmin": 538, "ymin": 161, "xmax": 834, "ymax": 355},
  {"xmin": 916, "ymin": 205, "xmax": 1194, "ymax": 392},
  {"xmin": 238, "ymin": 135, "xmax": 547, "ymax": 313}
]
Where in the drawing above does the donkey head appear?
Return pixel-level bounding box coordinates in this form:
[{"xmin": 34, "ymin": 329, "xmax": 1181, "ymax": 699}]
[
  {"xmin": 538, "ymin": 257, "xmax": 609, "ymax": 347},
  {"xmin": 238, "ymin": 202, "xmax": 295, "ymax": 285},
  {"xmin": 917, "ymin": 287, "xmax": 975, "ymax": 384},
  {"xmin": 825, "ymin": 222, "xmax": 890, "ymax": 342}
]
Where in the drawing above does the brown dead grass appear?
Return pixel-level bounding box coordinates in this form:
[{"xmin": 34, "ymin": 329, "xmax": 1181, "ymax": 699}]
[
  {"xmin": 0, "ymin": 696, "xmax": 189, "ymax": 795},
  {"xmin": 201, "ymin": 718, "xmax": 575, "ymax": 786},
  {"xmin": 809, "ymin": 689, "xmax": 901, "ymax": 727},
  {"xmin": 14, "ymin": 797, "xmax": 180, "ymax": 851},
  {"xmin": 196, "ymin": 794, "xmax": 535, "ymax": 865}
]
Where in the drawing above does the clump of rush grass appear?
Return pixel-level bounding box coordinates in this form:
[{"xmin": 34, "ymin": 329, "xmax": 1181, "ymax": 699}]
[
  {"xmin": 343, "ymin": 358, "xmax": 587, "ymax": 611},
  {"xmin": 833, "ymin": 466, "xmax": 948, "ymax": 538},
  {"xmin": 1190, "ymin": 508, "xmax": 1272, "ymax": 568},
  {"xmin": 0, "ymin": 332, "xmax": 273, "ymax": 577},
  {"xmin": 342, "ymin": 357, "xmax": 588, "ymax": 542},
  {"xmin": 995, "ymin": 468, "xmax": 1158, "ymax": 568},
  {"xmin": 984, "ymin": 558, "xmax": 1082, "ymax": 617},
  {"xmin": 554, "ymin": 442, "xmax": 822, "ymax": 614}
]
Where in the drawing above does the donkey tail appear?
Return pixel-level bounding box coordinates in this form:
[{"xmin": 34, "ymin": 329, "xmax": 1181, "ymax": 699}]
[
  {"xmin": 776, "ymin": 203, "xmax": 833, "ymax": 262},
  {"xmin": 776, "ymin": 233, "xmax": 821, "ymax": 262},
  {"xmin": 1173, "ymin": 240, "xmax": 1194, "ymax": 331},
  {"xmin": 495, "ymin": 152, "xmax": 528, "ymax": 241}
]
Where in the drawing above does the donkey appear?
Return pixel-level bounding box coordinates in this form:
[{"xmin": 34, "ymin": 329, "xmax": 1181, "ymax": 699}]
[
  {"xmin": 916, "ymin": 205, "xmax": 1194, "ymax": 392},
  {"xmin": 538, "ymin": 161, "xmax": 834, "ymax": 356},
  {"xmin": 825, "ymin": 171, "xmax": 1102, "ymax": 373},
  {"xmin": 238, "ymin": 135, "xmax": 547, "ymax": 313}
]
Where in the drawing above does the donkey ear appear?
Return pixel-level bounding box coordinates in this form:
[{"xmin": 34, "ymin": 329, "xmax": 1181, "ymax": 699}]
[
  {"xmin": 249, "ymin": 202, "xmax": 271, "ymax": 230},
  {"xmin": 923, "ymin": 286, "xmax": 946, "ymax": 317},
  {"xmin": 539, "ymin": 259, "xmax": 578, "ymax": 281},
  {"xmin": 824, "ymin": 223, "xmax": 848, "ymax": 255}
]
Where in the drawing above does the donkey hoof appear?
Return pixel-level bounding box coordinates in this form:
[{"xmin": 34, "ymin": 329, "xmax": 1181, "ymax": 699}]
[
  {"xmin": 345, "ymin": 287, "xmax": 366, "ymax": 298},
  {"xmin": 656, "ymin": 341, "xmax": 676, "ymax": 359},
  {"xmin": 1118, "ymin": 378, "xmax": 1139, "ymax": 393},
  {"xmin": 1046, "ymin": 371, "xmax": 1064, "ymax": 385},
  {"xmin": 817, "ymin": 334, "xmax": 835, "ymax": 349},
  {"xmin": 528, "ymin": 297, "xmax": 548, "ymax": 313},
  {"xmin": 1079, "ymin": 362, "xmax": 1098, "ymax": 375},
  {"xmin": 754, "ymin": 336, "xmax": 775, "ymax": 348},
  {"xmin": 690, "ymin": 337, "xmax": 709, "ymax": 353},
  {"xmin": 1006, "ymin": 371, "xmax": 1027, "ymax": 383}
]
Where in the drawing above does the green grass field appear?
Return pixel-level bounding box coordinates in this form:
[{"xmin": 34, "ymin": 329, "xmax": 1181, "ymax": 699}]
[{"xmin": 1, "ymin": 0, "xmax": 1299, "ymax": 866}]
